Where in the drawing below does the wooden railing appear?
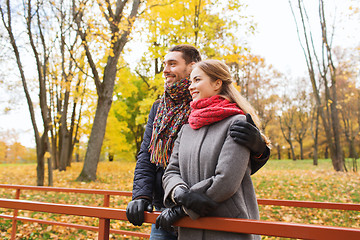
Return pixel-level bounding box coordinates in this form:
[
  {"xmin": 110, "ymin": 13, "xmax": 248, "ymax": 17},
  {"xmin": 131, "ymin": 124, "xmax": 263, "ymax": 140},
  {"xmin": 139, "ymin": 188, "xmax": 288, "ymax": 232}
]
[{"xmin": 0, "ymin": 184, "xmax": 360, "ymax": 240}]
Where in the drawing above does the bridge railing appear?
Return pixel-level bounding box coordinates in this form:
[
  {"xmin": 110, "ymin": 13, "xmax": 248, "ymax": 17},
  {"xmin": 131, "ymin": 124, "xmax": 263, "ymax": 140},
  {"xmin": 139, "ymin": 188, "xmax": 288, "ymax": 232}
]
[{"xmin": 0, "ymin": 184, "xmax": 359, "ymax": 240}]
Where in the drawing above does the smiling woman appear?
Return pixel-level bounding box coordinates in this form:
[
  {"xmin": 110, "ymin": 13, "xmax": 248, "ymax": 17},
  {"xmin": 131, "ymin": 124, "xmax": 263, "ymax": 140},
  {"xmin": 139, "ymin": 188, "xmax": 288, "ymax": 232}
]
[
  {"xmin": 155, "ymin": 60, "xmax": 270, "ymax": 240},
  {"xmin": 189, "ymin": 67, "xmax": 222, "ymax": 101},
  {"xmin": 188, "ymin": 60, "xmax": 266, "ymax": 133}
]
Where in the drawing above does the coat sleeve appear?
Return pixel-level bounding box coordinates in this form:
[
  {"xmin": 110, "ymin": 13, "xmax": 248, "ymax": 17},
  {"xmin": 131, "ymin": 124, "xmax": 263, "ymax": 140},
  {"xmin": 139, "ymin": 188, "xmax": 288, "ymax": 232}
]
[
  {"xmin": 131, "ymin": 102, "xmax": 159, "ymax": 200},
  {"xmin": 191, "ymin": 120, "xmax": 251, "ymax": 203},
  {"xmin": 162, "ymin": 127, "xmax": 189, "ymax": 207},
  {"xmin": 250, "ymin": 146, "xmax": 270, "ymax": 175}
]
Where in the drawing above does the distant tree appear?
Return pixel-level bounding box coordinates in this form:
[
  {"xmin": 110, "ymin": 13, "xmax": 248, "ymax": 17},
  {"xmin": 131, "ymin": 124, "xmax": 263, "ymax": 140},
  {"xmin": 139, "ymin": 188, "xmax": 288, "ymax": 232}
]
[
  {"xmin": 1, "ymin": 0, "xmax": 52, "ymax": 185},
  {"xmin": 279, "ymin": 100, "xmax": 297, "ymax": 161},
  {"xmin": 0, "ymin": 140, "xmax": 7, "ymax": 162},
  {"xmin": 227, "ymin": 54, "xmax": 281, "ymax": 132},
  {"xmin": 266, "ymin": 119, "xmax": 288, "ymax": 160},
  {"xmin": 290, "ymin": 0, "xmax": 345, "ymax": 171},
  {"xmin": 47, "ymin": 0, "xmax": 87, "ymax": 172},
  {"xmin": 334, "ymin": 47, "xmax": 360, "ymax": 161},
  {"xmin": 1, "ymin": 0, "xmax": 87, "ymax": 185},
  {"xmin": 8, "ymin": 142, "xmax": 27, "ymax": 163},
  {"xmin": 292, "ymin": 80, "xmax": 311, "ymax": 160},
  {"xmin": 293, "ymin": 109, "xmax": 309, "ymax": 160},
  {"xmin": 309, "ymin": 101, "xmax": 320, "ymax": 165},
  {"xmin": 75, "ymin": 0, "xmax": 142, "ymax": 181}
]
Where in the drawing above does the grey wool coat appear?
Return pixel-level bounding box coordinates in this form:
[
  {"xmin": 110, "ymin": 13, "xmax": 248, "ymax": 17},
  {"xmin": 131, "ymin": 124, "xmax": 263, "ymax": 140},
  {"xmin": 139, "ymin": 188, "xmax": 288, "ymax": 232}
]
[{"xmin": 163, "ymin": 114, "xmax": 261, "ymax": 240}]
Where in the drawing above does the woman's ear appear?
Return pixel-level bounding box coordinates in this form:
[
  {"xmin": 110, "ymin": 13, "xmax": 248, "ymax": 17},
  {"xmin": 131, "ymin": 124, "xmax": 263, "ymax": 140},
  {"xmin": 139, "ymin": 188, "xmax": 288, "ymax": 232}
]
[{"xmin": 214, "ymin": 79, "xmax": 223, "ymax": 91}]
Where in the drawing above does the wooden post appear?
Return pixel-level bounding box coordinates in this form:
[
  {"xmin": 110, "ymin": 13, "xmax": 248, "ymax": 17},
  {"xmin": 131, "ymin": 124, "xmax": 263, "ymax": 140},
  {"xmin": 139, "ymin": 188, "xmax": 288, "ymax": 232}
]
[
  {"xmin": 11, "ymin": 189, "xmax": 20, "ymax": 240},
  {"xmin": 48, "ymin": 157, "xmax": 53, "ymax": 186},
  {"xmin": 98, "ymin": 194, "xmax": 110, "ymax": 240}
]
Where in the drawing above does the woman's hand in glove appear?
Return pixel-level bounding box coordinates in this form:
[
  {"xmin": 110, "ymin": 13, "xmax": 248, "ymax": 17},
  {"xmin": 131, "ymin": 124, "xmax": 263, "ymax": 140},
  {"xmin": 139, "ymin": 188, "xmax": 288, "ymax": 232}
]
[
  {"xmin": 155, "ymin": 206, "xmax": 186, "ymax": 232},
  {"xmin": 173, "ymin": 187, "xmax": 218, "ymax": 216}
]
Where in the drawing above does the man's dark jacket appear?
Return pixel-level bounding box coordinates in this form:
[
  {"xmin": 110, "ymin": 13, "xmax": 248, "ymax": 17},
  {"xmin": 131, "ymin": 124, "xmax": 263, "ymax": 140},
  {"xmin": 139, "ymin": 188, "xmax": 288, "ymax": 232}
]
[{"xmin": 131, "ymin": 101, "xmax": 269, "ymax": 209}]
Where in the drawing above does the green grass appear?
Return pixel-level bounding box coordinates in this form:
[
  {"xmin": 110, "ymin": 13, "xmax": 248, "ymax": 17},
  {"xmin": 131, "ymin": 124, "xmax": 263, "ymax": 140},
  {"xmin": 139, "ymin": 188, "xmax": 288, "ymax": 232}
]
[
  {"xmin": 252, "ymin": 159, "xmax": 360, "ymax": 240},
  {"xmin": 263, "ymin": 158, "xmax": 334, "ymax": 170}
]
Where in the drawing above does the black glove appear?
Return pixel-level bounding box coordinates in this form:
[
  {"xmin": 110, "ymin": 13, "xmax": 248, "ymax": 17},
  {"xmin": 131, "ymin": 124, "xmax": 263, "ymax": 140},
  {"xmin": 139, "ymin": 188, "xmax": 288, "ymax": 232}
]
[
  {"xmin": 155, "ymin": 206, "xmax": 186, "ymax": 232},
  {"xmin": 230, "ymin": 113, "xmax": 266, "ymax": 157},
  {"xmin": 173, "ymin": 187, "xmax": 218, "ymax": 216},
  {"xmin": 126, "ymin": 198, "xmax": 153, "ymax": 226}
]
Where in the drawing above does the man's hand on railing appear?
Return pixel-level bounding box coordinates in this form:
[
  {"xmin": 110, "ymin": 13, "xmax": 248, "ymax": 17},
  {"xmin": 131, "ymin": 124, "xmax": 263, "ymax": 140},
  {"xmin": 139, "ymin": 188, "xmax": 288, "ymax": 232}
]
[
  {"xmin": 126, "ymin": 198, "xmax": 153, "ymax": 226},
  {"xmin": 230, "ymin": 113, "xmax": 267, "ymax": 157},
  {"xmin": 155, "ymin": 206, "xmax": 186, "ymax": 232}
]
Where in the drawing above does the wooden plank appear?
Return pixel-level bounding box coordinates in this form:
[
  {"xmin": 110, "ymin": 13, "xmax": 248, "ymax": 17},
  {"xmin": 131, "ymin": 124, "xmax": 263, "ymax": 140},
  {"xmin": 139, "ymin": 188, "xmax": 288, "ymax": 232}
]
[{"xmin": 1, "ymin": 198, "xmax": 359, "ymax": 240}]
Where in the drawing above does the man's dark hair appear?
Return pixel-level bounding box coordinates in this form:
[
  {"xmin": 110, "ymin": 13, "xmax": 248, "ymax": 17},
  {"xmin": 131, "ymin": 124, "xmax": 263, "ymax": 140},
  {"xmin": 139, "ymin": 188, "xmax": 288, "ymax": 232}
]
[{"xmin": 169, "ymin": 44, "xmax": 202, "ymax": 64}]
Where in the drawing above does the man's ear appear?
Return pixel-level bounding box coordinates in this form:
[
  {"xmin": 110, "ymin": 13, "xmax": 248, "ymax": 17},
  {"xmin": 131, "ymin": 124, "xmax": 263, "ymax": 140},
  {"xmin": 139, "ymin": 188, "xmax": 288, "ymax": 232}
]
[{"xmin": 188, "ymin": 62, "xmax": 196, "ymax": 69}]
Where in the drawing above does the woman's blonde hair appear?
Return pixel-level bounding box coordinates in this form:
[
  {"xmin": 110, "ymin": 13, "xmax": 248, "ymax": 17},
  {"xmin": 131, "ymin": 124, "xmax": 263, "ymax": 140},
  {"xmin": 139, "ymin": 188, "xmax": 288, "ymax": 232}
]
[{"xmin": 194, "ymin": 59, "xmax": 270, "ymax": 145}]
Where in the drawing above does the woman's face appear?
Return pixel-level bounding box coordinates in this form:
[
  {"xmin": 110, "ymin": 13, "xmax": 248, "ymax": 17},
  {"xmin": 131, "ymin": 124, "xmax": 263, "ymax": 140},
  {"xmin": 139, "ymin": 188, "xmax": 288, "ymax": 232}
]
[{"xmin": 189, "ymin": 67, "xmax": 222, "ymax": 101}]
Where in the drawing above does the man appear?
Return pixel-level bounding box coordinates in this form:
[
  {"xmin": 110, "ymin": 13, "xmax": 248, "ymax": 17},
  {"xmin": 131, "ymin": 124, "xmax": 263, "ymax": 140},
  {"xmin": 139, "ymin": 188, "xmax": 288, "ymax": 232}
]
[{"xmin": 126, "ymin": 44, "xmax": 270, "ymax": 239}]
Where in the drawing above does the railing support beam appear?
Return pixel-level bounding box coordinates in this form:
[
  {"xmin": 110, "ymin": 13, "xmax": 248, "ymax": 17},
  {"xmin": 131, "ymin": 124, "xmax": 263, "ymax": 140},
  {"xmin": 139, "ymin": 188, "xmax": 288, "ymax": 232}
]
[
  {"xmin": 11, "ymin": 189, "xmax": 20, "ymax": 240},
  {"xmin": 98, "ymin": 218, "xmax": 110, "ymax": 240},
  {"xmin": 99, "ymin": 194, "xmax": 111, "ymax": 240}
]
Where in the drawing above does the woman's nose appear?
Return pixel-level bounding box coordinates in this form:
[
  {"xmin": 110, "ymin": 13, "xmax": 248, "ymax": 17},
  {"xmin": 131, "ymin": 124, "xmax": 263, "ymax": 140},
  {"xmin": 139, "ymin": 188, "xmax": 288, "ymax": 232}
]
[{"xmin": 188, "ymin": 82, "xmax": 194, "ymax": 90}]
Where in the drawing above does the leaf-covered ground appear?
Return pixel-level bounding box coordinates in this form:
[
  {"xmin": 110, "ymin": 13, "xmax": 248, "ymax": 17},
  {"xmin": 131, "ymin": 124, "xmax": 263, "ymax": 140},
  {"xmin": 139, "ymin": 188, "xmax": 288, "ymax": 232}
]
[{"xmin": 0, "ymin": 159, "xmax": 359, "ymax": 239}]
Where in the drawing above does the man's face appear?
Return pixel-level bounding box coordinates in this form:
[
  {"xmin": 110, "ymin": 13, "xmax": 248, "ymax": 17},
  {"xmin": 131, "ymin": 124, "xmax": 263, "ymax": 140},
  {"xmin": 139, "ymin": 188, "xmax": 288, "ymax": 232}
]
[{"xmin": 163, "ymin": 51, "xmax": 194, "ymax": 86}]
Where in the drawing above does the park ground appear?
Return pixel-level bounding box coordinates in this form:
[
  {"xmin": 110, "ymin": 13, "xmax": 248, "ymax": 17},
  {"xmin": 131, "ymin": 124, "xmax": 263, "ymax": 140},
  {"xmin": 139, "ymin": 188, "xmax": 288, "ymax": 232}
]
[{"xmin": 0, "ymin": 159, "xmax": 359, "ymax": 239}]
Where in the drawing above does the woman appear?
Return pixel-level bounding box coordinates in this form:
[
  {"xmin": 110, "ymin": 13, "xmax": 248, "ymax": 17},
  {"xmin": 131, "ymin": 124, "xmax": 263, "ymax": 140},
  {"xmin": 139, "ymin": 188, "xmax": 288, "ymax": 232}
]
[{"xmin": 156, "ymin": 60, "xmax": 269, "ymax": 239}]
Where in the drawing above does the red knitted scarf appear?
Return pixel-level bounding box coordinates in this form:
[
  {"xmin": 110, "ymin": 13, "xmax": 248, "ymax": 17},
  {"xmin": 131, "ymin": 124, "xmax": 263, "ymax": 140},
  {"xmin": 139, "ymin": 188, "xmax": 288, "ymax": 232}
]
[{"xmin": 189, "ymin": 95, "xmax": 244, "ymax": 129}]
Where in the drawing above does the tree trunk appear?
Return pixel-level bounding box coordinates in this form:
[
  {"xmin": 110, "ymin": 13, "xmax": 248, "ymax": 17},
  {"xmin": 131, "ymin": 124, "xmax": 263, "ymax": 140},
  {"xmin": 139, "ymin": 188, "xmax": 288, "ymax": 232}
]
[
  {"xmin": 313, "ymin": 143, "xmax": 318, "ymax": 166},
  {"xmin": 46, "ymin": 137, "xmax": 53, "ymax": 186},
  {"xmin": 287, "ymin": 148, "xmax": 291, "ymax": 159},
  {"xmin": 36, "ymin": 152, "xmax": 45, "ymax": 186},
  {"xmin": 289, "ymin": 141, "xmax": 296, "ymax": 161},
  {"xmin": 67, "ymin": 138, "xmax": 74, "ymax": 167},
  {"xmin": 313, "ymin": 107, "xmax": 319, "ymax": 166},
  {"xmin": 352, "ymin": 159, "xmax": 358, "ymax": 172},
  {"xmin": 74, "ymin": 0, "xmax": 141, "ymax": 181},
  {"xmin": 325, "ymin": 147, "xmax": 329, "ymax": 159},
  {"xmin": 277, "ymin": 145, "xmax": 281, "ymax": 160},
  {"xmin": 358, "ymin": 89, "xmax": 360, "ymax": 136},
  {"xmin": 290, "ymin": 0, "xmax": 345, "ymax": 171},
  {"xmin": 348, "ymin": 139, "xmax": 358, "ymax": 159},
  {"xmin": 50, "ymin": 132, "xmax": 58, "ymax": 169},
  {"xmin": 320, "ymin": 0, "xmax": 344, "ymax": 171},
  {"xmin": 77, "ymin": 95, "xmax": 113, "ymax": 181},
  {"xmin": 328, "ymin": 81, "xmax": 344, "ymax": 171},
  {"xmin": 58, "ymin": 84, "xmax": 70, "ymax": 171},
  {"xmin": 59, "ymin": 131, "xmax": 70, "ymax": 171},
  {"xmin": 35, "ymin": 134, "xmax": 48, "ymax": 186},
  {"xmin": 47, "ymin": 157, "xmax": 53, "ymax": 186},
  {"xmin": 1, "ymin": 1, "xmax": 48, "ymax": 185},
  {"xmin": 108, "ymin": 153, "xmax": 114, "ymax": 162}
]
